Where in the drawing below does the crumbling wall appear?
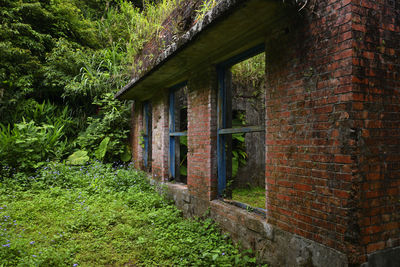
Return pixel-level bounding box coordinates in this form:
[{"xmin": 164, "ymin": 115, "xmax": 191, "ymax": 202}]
[
  {"xmin": 132, "ymin": 0, "xmax": 203, "ymax": 80},
  {"xmin": 232, "ymin": 80, "xmax": 266, "ymax": 188},
  {"xmin": 127, "ymin": 0, "xmax": 400, "ymax": 265},
  {"xmin": 151, "ymin": 93, "xmax": 169, "ymax": 181},
  {"xmin": 187, "ymin": 67, "xmax": 218, "ymax": 200},
  {"xmin": 131, "ymin": 102, "xmax": 144, "ymax": 169}
]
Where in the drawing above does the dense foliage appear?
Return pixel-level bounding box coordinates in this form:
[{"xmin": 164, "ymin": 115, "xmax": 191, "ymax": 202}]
[
  {"xmin": 0, "ymin": 0, "xmax": 178, "ymax": 175},
  {"xmin": 0, "ymin": 162, "xmax": 256, "ymax": 266},
  {"xmin": 0, "ymin": 1, "xmax": 265, "ymax": 265},
  {"xmin": 0, "ymin": 0, "xmax": 263, "ymax": 173}
]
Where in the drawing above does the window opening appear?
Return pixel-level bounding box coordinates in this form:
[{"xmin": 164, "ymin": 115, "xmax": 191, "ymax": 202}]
[
  {"xmin": 169, "ymin": 82, "xmax": 188, "ymax": 184},
  {"xmin": 217, "ymin": 45, "xmax": 266, "ymax": 210},
  {"xmin": 143, "ymin": 101, "xmax": 152, "ymax": 171}
]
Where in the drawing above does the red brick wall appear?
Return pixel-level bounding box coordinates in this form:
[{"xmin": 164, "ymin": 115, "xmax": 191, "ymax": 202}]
[
  {"xmin": 265, "ymin": 0, "xmax": 355, "ymax": 256},
  {"xmin": 131, "ymin": 102, "xmax": 144, "ymax": 170},
  {"xmin": 351, "ymin": 0, "xmax": 400, "ymax": 260},
  {"xmin": 187, "ymin": 68, "xmax": 218, "ymax": 200},
  {"xmin": 126, "ymin": 0, "xmax": 399, "ymax": 264},
  {"xmin": 151, "ymin": 93, "xmax": 169, "ymax": 181},
  {"xmin": 265, "ymin": 0, "xmax": 399, "ymax": 264}
]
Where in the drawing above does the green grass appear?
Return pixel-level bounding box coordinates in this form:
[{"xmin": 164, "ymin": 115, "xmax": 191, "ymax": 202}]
[
  {"xmin": 0, "ymin": 162, "xmax": 256, "ymax": 266},
  {"xmin": 232, "ymin": 187, "xmax": 266, "ymax": 209}
]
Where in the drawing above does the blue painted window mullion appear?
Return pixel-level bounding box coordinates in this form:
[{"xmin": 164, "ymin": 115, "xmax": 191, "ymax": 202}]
[
  {"xmin": 217, "ymin": 67, "xmax": 226, "ymax": 196},
  {"xmin": 169, "ymin": 90, "xmax": 176, "ymax": 178},
  {"xmin": 168, "ymin": 81, "xmax": 188, "ymax": 179}
]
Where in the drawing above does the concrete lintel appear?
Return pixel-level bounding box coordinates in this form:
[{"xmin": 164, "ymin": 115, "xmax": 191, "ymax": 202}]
[{"xmin": 116, "ymin": 0, "xmax": 295, "ymax": 101}]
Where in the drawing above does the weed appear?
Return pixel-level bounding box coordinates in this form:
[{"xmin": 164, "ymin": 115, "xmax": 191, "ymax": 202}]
[{"xmin": 0, "ymin": 162, "xmax": 256, "ymax": 266}]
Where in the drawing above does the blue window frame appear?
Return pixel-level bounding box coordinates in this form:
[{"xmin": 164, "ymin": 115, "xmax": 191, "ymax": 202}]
[
  {"xmin": 169, "ymin": 82, "xmax": 188, "ymax": 182},
  {"xmin": 143, "ymin": 101, "xmax": 151, "ymax": 170},
  {"xmin": 217, "ymin": 44, "xmax": 266, "ymax": 196}
]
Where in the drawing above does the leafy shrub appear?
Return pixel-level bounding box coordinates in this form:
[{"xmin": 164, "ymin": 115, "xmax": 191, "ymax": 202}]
[
  {"xmin": 12, "ymin": 99, "xmax": 77, "ymax": 138},
  {"xmin": 43, "ymin": 38, "xmax": 85, "ymax": 96},
  {"xmin": 66, "ymin": 150, "xmax": 90, "ymax": 166},
  {"xmin": 63, "ymin": 45, "xmax": 128, "ymax": 100},
  {"xmin": 0, "ymin": 120, "xmax": 68, "ymax": 176},
  {"xmin": 76, "ymin": 93, "xmax": 131, "ymax": 163},
  {"xmin": 12, "ymin": 99, "xmax": 59, "ymax": 125}
]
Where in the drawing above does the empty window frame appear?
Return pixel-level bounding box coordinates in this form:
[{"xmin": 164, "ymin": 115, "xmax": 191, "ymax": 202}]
[
  {"xmin": 217, "ymin": 44, "xmax": 266, "ymax": 210},
  {"xmin": 143, "ymin": 101, "xmax": 152, "ymax": 171},
  {"xmin": 169, "ymin": 82, "xmax": 188, "ymax": 184}
]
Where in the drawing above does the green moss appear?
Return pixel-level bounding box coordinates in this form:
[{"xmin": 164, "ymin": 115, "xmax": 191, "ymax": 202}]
[{"xmin": 232, "ymin": 186, "xmax": 265, "ymax": 209}]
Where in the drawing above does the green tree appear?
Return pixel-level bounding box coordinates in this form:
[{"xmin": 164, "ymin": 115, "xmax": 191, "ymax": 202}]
[{"xmin": 0, "ymin": 0, "xmax": 179, "ymax": 170}]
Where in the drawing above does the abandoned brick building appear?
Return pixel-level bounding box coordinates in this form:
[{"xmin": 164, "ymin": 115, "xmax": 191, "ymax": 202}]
[{"xmin": 116, "ymin": 0, "xmax": 400, "ymax": 266}]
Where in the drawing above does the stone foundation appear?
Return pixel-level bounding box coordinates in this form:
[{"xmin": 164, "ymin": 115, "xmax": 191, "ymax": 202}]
[{"xmin": 154, "ymin": 179, "xmax": 349, "ymax": 267}]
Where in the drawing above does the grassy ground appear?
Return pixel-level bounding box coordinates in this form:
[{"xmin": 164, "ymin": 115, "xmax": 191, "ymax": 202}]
[
  {"xmin": 0, "ymin": 162, "xmax": 255, "ymax": 266},
  {"xmin": 232, "ymin": 186, "xmax": 266, "ymax": 209}
]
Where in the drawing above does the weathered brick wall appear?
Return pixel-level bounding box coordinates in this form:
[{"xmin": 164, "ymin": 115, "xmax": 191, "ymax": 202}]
[
  {"xmin": 265, "ymin": 0, "xmax": 360, "ymax": 263},
  {"xmin": 187, "ymin": 68, "xmax": 218, "ymax": 200},
  {"xmin": 126, "ymin": 0, "xmax": 399, "ymax": 264},
  {"xmin": 131, "ymin": 102, "xmax": 144, "ymax": 169},
  {"xmin": 151, "ymin": 93, "xmax": 169, "ymax": 181},
  {"xmin": 351, "ymin": 0, "xmax": 400, "ymax": 260},
  {"xmin": 265, "ymin": 0, "xmax": 399, "ymax": 264}
]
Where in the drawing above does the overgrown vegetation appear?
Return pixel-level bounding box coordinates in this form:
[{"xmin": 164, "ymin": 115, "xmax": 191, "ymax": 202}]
[
  {"xmin": 0, "ymin": 0, "xmax": 180, "ymax": 176},
  {"xmin": 0, "ymin": 1, "xmax": 267, "ymax": 264},
  {"xmin": 0, "ymin": 162, "xmax": 256, "ymax": 266},
  {"xmin": 0, "ymin": 0, "xmax": 265, "ymax": 176},
  {"xmin": 232, "ymin": 186, "xmax": 266, "ymax": 209},
  {"xmin": 231, "ymin": 52, "xmax": 266, "ymax": 88}
]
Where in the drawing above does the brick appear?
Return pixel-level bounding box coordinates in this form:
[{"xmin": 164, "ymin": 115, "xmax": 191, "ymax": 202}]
[
  {"xmin": 334, "ymin": 155, "xmax": 352, "ymax": 164},
  {"xmin": 365, "ymin": 225, "xmax": 383, "ymax": 234},
  {"xmin": 294, "ymin": 183, "xmax": 313, "ymax": 192},
  {"xmin": 127, "ymin": 1, "xmax": 400, "ymax": 265},
  {"xmin": 367, "ymin": 242, "xmax": 385, "ymax": 253}
]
